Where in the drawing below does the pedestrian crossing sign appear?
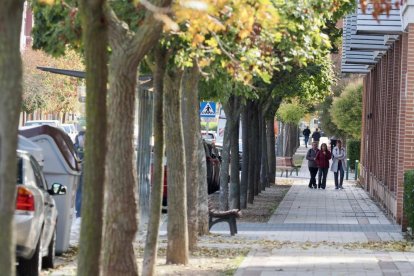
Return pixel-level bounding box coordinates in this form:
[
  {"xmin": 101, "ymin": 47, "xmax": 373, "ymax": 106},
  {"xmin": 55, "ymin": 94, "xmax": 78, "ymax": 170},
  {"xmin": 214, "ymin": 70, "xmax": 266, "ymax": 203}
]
[{"xmin": 200, "ymin": 102, "xmax": 216, "ymax": 118}]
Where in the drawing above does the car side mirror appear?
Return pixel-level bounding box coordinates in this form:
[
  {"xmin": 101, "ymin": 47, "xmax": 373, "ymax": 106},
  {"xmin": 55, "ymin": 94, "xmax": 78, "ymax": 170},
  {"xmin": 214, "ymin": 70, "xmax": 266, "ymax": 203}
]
[{"xmin": 49, "ymin": 183, "xmax": 67, "ymax": 196}]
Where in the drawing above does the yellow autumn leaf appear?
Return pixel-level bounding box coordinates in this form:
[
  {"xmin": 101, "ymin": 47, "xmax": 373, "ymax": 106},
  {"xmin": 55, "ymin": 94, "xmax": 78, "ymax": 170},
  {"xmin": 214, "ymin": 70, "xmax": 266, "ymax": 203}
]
[{"xmin": 238, "ymin": 29, "xmax": 250, "ymax": 39}]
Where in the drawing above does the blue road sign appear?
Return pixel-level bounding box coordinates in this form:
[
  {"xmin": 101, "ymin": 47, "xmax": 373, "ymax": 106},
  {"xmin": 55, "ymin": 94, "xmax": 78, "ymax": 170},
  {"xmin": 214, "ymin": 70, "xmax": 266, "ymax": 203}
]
[{"xmin": 199, "ymin": 102, "xmax": 216, "ymax": 118}]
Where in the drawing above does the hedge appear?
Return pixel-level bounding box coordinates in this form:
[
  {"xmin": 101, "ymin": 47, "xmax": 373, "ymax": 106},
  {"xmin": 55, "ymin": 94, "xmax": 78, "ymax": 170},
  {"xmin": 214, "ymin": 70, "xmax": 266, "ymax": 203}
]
[
  {"xmin": 347, "ymin": 139, "xmax": 360, "ymax": 170},
  {"xmin": 404, "ymin": 170, "xmax": 414, "ymax": 232}
]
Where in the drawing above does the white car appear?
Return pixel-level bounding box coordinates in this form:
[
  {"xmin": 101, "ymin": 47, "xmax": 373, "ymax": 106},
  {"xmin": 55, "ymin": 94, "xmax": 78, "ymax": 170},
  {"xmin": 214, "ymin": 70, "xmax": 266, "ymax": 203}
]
[
  {"xmin": 61, "ymin": 123, "xmax": 78, "ymax": 143},
  {"xmin": 201, "ymin": 131, "xmax": 217, "ymax": 143},
  {"xmin": 15, "ymin": 150, "xmax": 66, "ymax": 276},
  {"xmin": 24, "ymin": 120, "xmax": 61, "ymax": 128}
]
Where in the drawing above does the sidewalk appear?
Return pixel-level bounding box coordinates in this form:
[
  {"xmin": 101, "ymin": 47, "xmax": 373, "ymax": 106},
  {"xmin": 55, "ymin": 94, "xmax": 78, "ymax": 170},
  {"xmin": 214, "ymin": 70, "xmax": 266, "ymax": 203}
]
[{"xmin": 233, "ymin": 179, "xmax": 414, "ymax": 276}]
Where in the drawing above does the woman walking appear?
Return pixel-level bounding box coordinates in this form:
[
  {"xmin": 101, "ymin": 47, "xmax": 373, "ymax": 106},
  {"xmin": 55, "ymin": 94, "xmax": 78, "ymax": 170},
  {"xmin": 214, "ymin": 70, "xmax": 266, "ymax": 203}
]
[
  {"xmin": 331, "ymin": 140, "xmax": 346, "ymax": 189},
  {"xmin": 315, "ymin": 143, "xmax": 331, "ymax": 189},
  {"xmin": 306, "ymin": 141, "xmax": 319, "ymax": 189}
]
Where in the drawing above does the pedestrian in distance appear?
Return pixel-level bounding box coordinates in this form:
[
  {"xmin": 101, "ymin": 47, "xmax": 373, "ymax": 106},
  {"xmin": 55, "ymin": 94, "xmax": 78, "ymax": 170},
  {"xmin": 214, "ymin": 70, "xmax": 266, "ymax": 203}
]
[
  {"xmin": 331, "ymin": 140, "xmax": 346, "ymax": 190},
  {"xmin": 303, "ymin": 126, "xmax": 311, "ymax": 148},
  {"xmin": 311, "ymin": 128, "xmax": 321, "ymax": 145},
  {"xmin": 315, "ymin": 143, "xmax": 331, "ymax": 189},
  {"xmin": 306, "ymin": 141, "xmax": 319, "ymax": 189}
]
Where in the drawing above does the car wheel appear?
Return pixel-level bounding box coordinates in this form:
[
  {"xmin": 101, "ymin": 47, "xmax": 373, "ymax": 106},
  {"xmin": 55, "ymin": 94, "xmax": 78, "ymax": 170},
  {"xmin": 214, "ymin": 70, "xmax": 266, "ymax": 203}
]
[
  {"xmin": 18, "ymin": 232, "xmax": 42, "ymax": 276},
  {"xmin": 42, "ymin": 227, "xmax": 56, "ymax": 269}
]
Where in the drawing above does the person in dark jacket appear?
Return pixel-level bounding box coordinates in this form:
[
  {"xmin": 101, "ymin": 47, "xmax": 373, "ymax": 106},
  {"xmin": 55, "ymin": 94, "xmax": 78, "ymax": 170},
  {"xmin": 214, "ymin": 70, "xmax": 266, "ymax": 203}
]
[
  {"xmin": 311, "ymin": 128, "xmax": 321, "ymax": 145},
  {"xmin": 303, "ymin": 126, "xmax": 311, "ymax": 148},
  {"xmin": 315, "ymin": 143, "xmax": 331, "ymax": 189},
  {"xmin": 306, "ymin": 142, "xmax": 319, "ymax": 189}
]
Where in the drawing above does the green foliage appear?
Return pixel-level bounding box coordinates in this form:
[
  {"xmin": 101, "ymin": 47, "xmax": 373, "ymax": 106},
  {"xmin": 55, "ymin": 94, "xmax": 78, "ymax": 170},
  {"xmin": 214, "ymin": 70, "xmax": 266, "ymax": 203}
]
[
  {"xmin": 347, "ymin": 139, "xmax": 360, "ymax": 170},
  {"xmin": 271, "ymin": 57, "xmax": 335, "ymax": 106},
  {"xmin": 199, "ymin": 68, "xmax": 253, "ymax": 103},
  {"xmin": 276, "ymin": 102, "xmax": 306, "ymax": 124},
  {"xmin": 330, "ymin": 80, "xmax": 363, "ymax": 139},
  {"xmin": 404, "ymin": 170, "xmax": 414, "ymax": 231},
  {"xmin": 32, "ymin": 1, "xmax": 82, "ymax": 56},
  {"xmin": 31, "ymin": 0, "xmax": 144, "ymax": 57},
  {"xmin": 200, "ymin": 121, "xmax": 217, "ymax": 132}
]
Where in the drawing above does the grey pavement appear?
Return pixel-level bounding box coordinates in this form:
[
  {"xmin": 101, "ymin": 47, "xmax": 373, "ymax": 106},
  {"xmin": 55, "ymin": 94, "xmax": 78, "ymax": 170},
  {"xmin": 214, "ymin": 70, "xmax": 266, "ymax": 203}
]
[{"xmin": 231, "ymin": 156, "xmax": 414, "ymax": 275}]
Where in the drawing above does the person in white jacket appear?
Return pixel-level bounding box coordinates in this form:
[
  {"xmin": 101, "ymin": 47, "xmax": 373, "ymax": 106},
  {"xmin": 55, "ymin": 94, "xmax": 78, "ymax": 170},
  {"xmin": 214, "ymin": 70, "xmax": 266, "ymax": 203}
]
[{"xmin": 331, "ymin": 140, "xmax": 346, "ymax": 189}]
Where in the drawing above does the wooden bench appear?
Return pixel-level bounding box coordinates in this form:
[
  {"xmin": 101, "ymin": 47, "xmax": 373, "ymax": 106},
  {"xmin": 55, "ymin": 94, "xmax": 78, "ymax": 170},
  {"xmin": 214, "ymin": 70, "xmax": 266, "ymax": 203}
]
[
  {"xmin": 208, "ymin": 202, "xmax": 241, "ymax": 236},
  {"xmin": 276, "ymin": 156, "xmax": 300, "ymax": 177}
]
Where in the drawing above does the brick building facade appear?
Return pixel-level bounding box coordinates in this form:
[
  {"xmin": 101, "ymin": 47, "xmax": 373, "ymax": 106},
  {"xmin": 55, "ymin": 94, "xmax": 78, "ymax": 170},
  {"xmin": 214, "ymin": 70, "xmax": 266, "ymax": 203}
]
[{"xmin": 343, "ymin": 3, "xmax": 414, "ymax": 229}]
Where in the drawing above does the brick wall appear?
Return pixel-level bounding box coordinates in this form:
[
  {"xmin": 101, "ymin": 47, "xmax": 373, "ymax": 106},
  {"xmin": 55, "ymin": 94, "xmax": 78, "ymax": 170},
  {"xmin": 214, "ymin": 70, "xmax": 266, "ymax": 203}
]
[{"xmin": 360, "ymin": 23, "xmax": 414, "ymax": 228}]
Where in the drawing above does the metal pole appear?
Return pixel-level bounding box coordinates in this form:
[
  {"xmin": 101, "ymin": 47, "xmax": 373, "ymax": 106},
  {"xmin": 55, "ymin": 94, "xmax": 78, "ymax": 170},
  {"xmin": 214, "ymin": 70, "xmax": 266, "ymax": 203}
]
[
  {"xmin": 346, "ymin": 158, "xmax": 350, "ymax": 180},
  {"xmin": 355, "ymin": 160, "xmax": 359, "ymax": 180}
]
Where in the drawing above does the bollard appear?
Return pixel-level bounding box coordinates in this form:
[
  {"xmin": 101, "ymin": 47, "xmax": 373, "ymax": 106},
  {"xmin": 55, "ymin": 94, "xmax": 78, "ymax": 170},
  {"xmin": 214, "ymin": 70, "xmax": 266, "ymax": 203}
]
[
  {"xmin": 355, "ymin": 160, "xmax": 359, "ymax": 180},
  {"xmin": 346, "ymin": 158, "xmax": 350, "ymax": 180}
]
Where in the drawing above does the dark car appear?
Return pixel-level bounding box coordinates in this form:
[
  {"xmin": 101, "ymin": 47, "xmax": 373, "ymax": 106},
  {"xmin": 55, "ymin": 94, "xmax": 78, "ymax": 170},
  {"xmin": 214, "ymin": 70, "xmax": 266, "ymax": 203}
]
[
  {"xmin": 203, "ymin": 141, "xmax": 221, "ymax": 194},
  {"xmin": 153, "ymin": 141, "xmax": 221, "ymax": 206}
]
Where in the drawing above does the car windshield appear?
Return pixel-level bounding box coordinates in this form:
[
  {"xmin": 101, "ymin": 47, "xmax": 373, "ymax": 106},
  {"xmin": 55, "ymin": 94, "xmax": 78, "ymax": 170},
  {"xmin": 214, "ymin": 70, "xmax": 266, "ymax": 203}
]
[
  {"xmin": 62, "ymin": 126, "xmax": 71, "ymax": 133},
  {"xmin": 202, "ymin": 133, "xmax": 214, "ymax": 139},
  {"xmin": 25, "ymin": 121, "xmax": 57, "ymax": 127}
]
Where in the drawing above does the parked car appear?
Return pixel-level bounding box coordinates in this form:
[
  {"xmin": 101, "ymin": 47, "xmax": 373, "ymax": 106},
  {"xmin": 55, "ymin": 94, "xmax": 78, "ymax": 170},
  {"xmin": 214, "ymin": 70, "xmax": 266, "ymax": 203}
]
[
  {"xmin": 215, "ymin": 139, "xmax": 243, "ymax": 170},
  {"xmin": 204, "ymin": 141, "xmax": 221, "ymax": 194},
  {"xmin": 24, "ymin": 120, "xmax": 61, "ymax": 128},
  {"xmin": 152, "ymin": 141, "xmax": 221, "ymax": 206},
  {"xmin": 201, "ymin": 131, "xmax": 217, "ymax": 144},
  {"xmin": 61, "ymin": 123, "xmax": 78, "ymax": 143},
  {"xmin": 14, "ymin": 150, "xmax": 66, "ymax": 276}
]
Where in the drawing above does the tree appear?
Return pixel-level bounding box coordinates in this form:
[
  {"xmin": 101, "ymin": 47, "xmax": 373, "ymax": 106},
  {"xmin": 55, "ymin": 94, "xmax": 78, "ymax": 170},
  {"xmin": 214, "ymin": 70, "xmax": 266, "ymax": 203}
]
[
  {"xmin": 102, "ymin": 2, "xmax": 172, "ymax": 274},
  {"xmin": 22, "ymin": 48, "xmax": 83, "ymax": 121},
  {"xmin": 330, "ymin": 80, "xmax": 363, "ymax": 139},
  {"xmin": 142, "ymin": 44, "xmax": 167, "ymax": 276},
  {"xmin": 77, "ymin": 0, "xmax": 108, "ymax": 275},
  {"xmin": 181, "ymin": 61, "xmax": 201, "ymax": 251},
  {"xmin": 277, "ymin": 101, "xmax": 307, "ymax": 156},
  {"xmin": 31, "ymin": 0, "xmax": 172, "ymax": 273},
  {"xmin": 0, "ymin": 1, "xmax": 25, "ymax": 276}
]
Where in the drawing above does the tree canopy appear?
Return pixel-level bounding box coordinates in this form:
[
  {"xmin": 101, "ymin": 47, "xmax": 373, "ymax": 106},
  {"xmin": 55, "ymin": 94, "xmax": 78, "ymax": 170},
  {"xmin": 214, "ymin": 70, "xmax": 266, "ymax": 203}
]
[
  {"xmin": 330, "ymin": 80, "xmax": 363, "ymax": 139},
  {"xmin": 22, "ymin": 48, "xmax": 83, "ymax": 116}
]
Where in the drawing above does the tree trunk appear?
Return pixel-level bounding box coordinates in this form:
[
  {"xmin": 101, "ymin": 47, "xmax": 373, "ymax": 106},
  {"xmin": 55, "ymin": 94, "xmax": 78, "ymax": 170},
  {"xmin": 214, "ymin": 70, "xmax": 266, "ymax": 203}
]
[
  {"xmin": 77, "ymin": 1, "xmax": 108, "ymax": 276},
  {"xmin": 229, "ymin": 98, "xmax": 241, "ymax": 210},
  {"xmin": 137, "ymin": 87, "xmax": 154, "ymax": 225},
  {"xmin": 240, "ymin": 105, "xmax": 249, "ymax": 209},
  {"xmin": 103, "ymin": 54, "xmax": 139, "ymax": 276},
  {"xmin": 266, "ymin": 117, "xmax": 276, "ymax": 184},
  {"xmin": 220, "ymin": 95, "xmax": 240, "ymax": 211},
  {"xmin": 102, "ymin": 2, "xmax": 171, "ymax": 274},
  {"xmin": 143, "ymin": 45, "xmax": 167, "ymax": 276},
  {"xmin": 253, "ymin": 102, "xmax": 261, "ymax": 195},
  {"xmin": 165, "ymin": 70, "xmax": 189, "ymax": 264},
  {"xmin": 0, "ymin": 1, "xmax": 24, "ymax": 275},
  {"xmin": 260, "ymin": 113, "xmax": 269, "ymax": 189},
  {"xmin": 219, "ymin": 109, "xmax": 231, "ymax": 211},
  {"xmin": 197, "ymin": 137, "xmax": 209, "ymax": 235},
  {"xmin": 181, "ymin": 62, "xmax": 200, "ymax": 251},
  {"xmin": 247, "ymin": 101, "xmax": 255, "ymax": 204},
  {"xmin": 284, "ymin": 123, "xmax": 297, "ymax": 157}
]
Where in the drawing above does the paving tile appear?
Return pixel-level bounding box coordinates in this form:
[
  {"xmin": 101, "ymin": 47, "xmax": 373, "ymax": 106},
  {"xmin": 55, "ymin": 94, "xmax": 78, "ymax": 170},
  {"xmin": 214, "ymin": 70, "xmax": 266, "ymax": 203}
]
[{"xmin": 234, "ymin": 175, "xmax": 411, "ymax": 276}]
